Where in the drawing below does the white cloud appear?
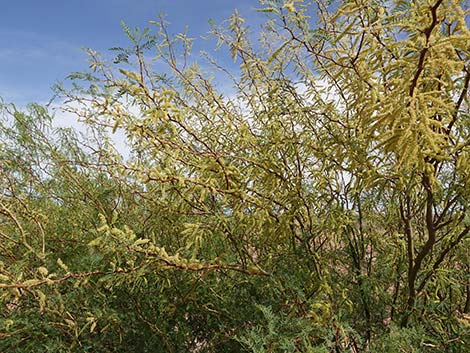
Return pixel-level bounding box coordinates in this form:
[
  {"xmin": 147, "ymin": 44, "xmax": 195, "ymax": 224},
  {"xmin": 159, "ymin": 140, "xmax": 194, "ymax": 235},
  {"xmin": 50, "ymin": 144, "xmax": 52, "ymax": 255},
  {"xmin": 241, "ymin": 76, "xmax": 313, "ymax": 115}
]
[{"xmin": 48, "ymin": 100, "xmax": 132, "ymax": 160}]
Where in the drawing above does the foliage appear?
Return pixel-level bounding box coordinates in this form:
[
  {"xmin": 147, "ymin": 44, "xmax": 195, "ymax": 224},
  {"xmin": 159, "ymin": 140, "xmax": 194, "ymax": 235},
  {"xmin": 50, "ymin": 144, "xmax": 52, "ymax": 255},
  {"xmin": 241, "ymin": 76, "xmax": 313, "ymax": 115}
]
[{"xmin": 1, "ymin": 0, "xmax": 470, "ymax": 351}]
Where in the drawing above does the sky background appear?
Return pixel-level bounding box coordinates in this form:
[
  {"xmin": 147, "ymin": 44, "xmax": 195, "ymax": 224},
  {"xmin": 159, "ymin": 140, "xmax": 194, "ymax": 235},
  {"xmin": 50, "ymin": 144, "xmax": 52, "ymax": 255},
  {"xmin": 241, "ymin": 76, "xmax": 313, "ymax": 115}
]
[{"xmin": 0, "ymin": 0, "xmax": 264, "ymax": 107}]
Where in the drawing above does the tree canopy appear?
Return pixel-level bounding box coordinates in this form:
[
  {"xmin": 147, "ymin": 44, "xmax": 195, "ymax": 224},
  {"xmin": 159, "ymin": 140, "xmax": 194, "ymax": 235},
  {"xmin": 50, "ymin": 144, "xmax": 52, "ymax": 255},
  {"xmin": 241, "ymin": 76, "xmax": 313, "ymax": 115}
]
[{"xmin": 1, "ymin": 0, "xmax": 470, "ymax": 351}]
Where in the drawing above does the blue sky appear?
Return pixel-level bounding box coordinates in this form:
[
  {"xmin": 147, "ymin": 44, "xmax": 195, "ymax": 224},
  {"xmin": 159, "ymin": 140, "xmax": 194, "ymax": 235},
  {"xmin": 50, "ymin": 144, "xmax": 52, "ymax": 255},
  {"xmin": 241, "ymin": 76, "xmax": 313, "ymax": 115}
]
[{"xmin": 0, "ymin": 0, "xmax": 263, "ymax": 106}]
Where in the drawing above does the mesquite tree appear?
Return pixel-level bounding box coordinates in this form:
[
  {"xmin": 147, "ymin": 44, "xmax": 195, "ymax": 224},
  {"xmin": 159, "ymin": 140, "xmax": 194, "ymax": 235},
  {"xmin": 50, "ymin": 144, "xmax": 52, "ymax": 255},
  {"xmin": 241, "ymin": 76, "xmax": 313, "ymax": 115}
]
[{"xmin": 1, "ymin": 0, "xmax": 469, "ymax": 351}]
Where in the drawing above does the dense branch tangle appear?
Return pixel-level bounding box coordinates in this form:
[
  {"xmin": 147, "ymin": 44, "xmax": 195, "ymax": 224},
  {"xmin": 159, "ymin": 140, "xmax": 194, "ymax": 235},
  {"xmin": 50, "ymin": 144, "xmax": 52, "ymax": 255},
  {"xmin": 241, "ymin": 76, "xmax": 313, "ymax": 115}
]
[{"xmin": 1, "ymin": 1, "xmax": 470, "ymax": 351}]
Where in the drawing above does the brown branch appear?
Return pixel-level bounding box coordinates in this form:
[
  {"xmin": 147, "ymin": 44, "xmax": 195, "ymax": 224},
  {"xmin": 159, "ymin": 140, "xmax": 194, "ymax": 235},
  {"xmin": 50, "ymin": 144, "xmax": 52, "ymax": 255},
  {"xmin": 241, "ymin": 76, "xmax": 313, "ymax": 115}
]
[
  {"xmin": 0, "ymin": 270, "xmax": 106, "ymax": 290},
  {"xmin": 408, "ymin": 0, "xmax": 444, "ymax": 98},
  {"xmin": 447, "ymin": 67, "xmax": 470, "ymax": 133},
  {"xmin": 124, "ymin": 244, "xmax": 270, "ymax": 276},
  {"xmin": 417, "ymin": 225, "xmax": 470, "ymax": 293},
  {"xmin": 401, "ymin": 174, "xmax": 437, "ymax": 326}
]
